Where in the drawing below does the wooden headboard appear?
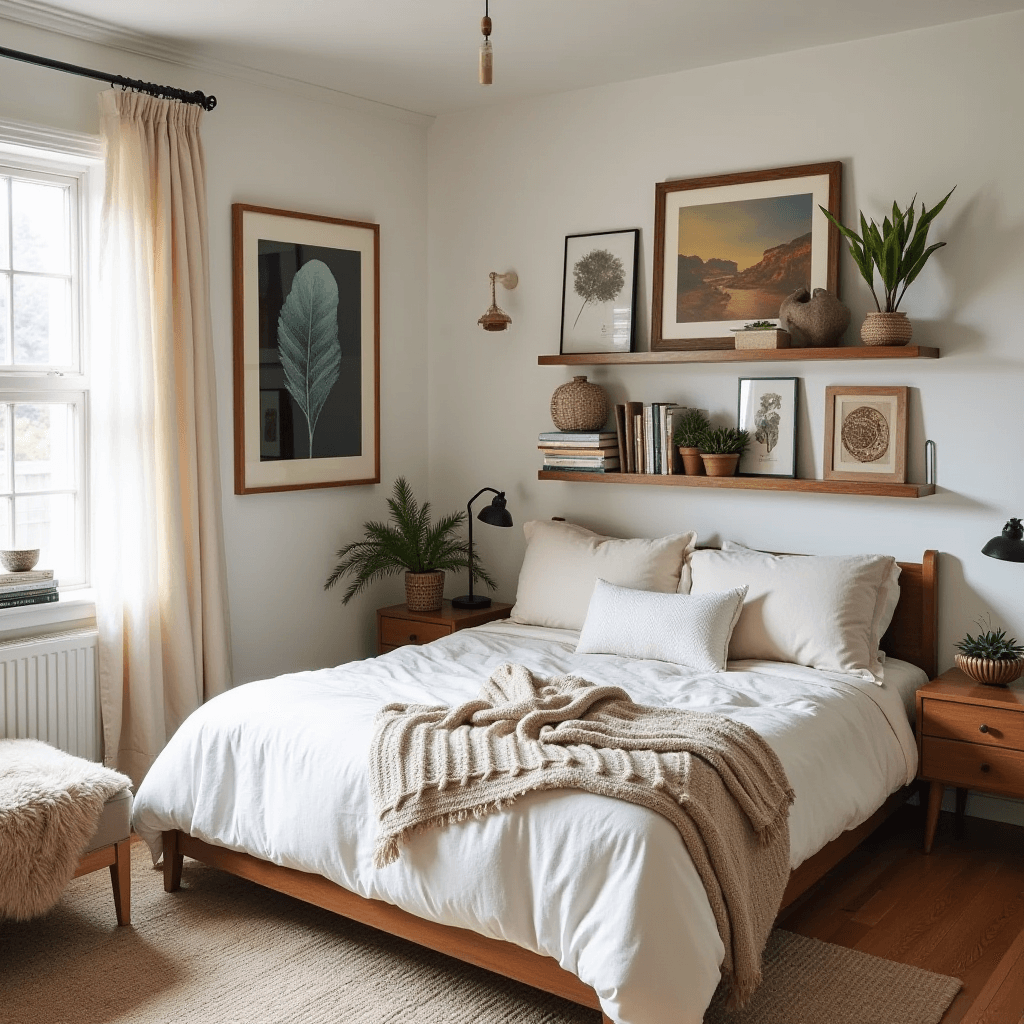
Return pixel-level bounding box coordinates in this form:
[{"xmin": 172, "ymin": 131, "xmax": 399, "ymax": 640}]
[{"xmin": 881, "ymin": 549, "xmax": 938, "ymax": 680}]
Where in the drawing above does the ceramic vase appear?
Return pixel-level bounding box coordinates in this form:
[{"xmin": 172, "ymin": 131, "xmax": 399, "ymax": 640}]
[{"xmin": 954, "ymin": 653, "xmax": 1024, "ymax": 687}]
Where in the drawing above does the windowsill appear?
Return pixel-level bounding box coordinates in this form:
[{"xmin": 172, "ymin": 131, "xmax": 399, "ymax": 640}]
[{"xmin": 0, "ymin": 587, "xmax": 96, "ymax": 641}]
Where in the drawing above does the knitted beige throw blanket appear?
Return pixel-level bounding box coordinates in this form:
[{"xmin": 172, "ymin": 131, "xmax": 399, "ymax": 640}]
[{"xmin": 370, "ymin": 662, "xmax": 794, "ymax": 1004}]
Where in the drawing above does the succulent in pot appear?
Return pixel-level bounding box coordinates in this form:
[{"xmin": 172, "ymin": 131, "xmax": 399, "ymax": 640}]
[
  {"xmin": 698, "ymin": 426, "xmax": 750, "ymax": 478},
  {"xmin": 954, "ymin": 617, "xmax": 1024, "ymax": 687},
  {"xmin": 672, "ymin": 408, "xmax": 711, "ymax": 475},
  {"xmin": 324, "ymin": 477, "xmax": 496, "ymax": 612}
]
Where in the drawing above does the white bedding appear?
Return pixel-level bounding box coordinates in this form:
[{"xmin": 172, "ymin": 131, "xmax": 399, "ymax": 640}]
[{"xmin": 133, "ymin": 621, "xmax": 922, "ymax": 1024}]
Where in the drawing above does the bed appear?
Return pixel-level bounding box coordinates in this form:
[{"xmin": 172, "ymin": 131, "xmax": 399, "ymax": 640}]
[{"xmin": 133, "ymin": 540, "xmax": 937, "ymax": 1024}]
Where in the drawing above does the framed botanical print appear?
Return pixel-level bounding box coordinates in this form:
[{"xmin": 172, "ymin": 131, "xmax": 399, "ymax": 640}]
[
  {"xmin": 737, "ymin": 377, "xmax": 798, "ymax": 478},
  {"xmin": 824, "ymin": 386, "xmax": 908, "ymax": 484},
  {"xmin": 652, "ymin": 161, "xmax": 842, "ymax": 350},
  {"xmin": 233, "ymin": 204, "xmax": 380, "ymax": 494},
  {"xmin": 560, "ymin": 229, "xmax": 639, "ymax": 354}
]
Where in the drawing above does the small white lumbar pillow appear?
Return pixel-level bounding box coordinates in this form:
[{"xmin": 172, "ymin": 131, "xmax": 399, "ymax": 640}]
[
  {"xmin": 690, "ymin": 543, "xmax": 897, "ymax": 680},
  {"xmin": 576, "ymin": 579, "xmax": 748, "ymax": 672},
  {"xmin": 510, "ymin": 520, "xmax": 697, "ymax": 631}
]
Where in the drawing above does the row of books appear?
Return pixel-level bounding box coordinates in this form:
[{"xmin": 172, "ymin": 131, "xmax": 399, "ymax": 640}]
[
  {"xmin": 0, "ymin": 568, "xmax": 59, "ymax": 609},
  {"xmin": 540, "ymin": 403, "xmax": 707, "ymax": 475}
]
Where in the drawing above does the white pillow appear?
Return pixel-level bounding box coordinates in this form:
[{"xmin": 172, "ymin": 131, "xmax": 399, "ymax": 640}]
[
  {"xmin": 690, "ymin": 544, "xmax": 897, "ymax": 680},
  {"xmin": 510, "ymin": 520, "xmax": 697, "ymax": 630},
  {"xmin": 576, "ymin": 579, "xmax": 747, "ymax": 672}
]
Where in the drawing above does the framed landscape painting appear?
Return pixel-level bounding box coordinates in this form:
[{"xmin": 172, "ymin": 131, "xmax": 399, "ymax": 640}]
[
  {"xmin": 824, "ymin": 386, "xmax": 908, "ymax": 484},
  {"xmin": 651, "ymin": 162, "xmax": 842, "ymax": 351},
  {"xmin": 560, "ymin": 229, "xmax": 639, "ymax": 354},
  {"xmin": 737, "ymin": 377, "xmax": 798, "ymax": 478},
  {"xmin": 233, "ymin": 204, "xmax": 380, "ymax": 494}
]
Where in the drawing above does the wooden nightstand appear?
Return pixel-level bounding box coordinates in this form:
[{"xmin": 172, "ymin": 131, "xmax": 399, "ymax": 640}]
[
  {"xmin": 917, "ymin": 666, "xmax": 1024, "ymax": 853},
  {"xmin": 376, "ymin": 600, "xmax": 513, "ymax": 655}
]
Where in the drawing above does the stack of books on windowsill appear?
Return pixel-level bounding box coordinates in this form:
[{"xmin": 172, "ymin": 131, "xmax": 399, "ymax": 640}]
[
  {"xmin": 539, "ymin": 430, "xmax": 620, "ymax": 473},
  {"xmin": 0, "ymin": 569, "xmax": 58, "ymax": 609}
]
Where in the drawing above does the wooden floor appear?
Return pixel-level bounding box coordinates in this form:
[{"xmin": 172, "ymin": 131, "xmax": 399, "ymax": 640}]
[{"xmin": 777, "ymin": 803, "xmax": 1024, "ymax": 1024}]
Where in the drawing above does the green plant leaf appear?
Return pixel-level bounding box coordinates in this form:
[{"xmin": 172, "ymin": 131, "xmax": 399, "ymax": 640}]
[{"xmin": 278, "ymin": 259, "xmax": 342, "ymax": 459}]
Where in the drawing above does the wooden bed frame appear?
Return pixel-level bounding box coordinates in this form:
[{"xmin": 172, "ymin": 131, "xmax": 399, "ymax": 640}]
[{"xmin": 161, "ymin": 549, "xmax": 938, "ymax": 1024}]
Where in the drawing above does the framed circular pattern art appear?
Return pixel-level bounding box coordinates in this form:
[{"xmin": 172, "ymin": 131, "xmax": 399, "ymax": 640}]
[{"xmin": 823, "ymin": 386, "xmax": 908, "ymax": 483}]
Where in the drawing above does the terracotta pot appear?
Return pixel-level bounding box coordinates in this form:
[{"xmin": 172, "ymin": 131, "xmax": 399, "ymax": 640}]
[
  {"xmin": 678, "ymin": 446, "xmax": 705, "ymax": 475},
  {"xmin": 860, "ymin": 311, "xmax": 913, "ymax": 347},
  {"xmin": 954, "ymin": 653, "xmax": 1024, "ymax": 687},
  {"xmin": 700, "ymin": 453, "xmax": 740, "ymax": 477},
  {"xmin": 550, "ymin": 376, "xmax": 610, "ymax": 432},
  {"xmin": 405, "ymin": 570, "xmax": 445, "ymax": 612}
]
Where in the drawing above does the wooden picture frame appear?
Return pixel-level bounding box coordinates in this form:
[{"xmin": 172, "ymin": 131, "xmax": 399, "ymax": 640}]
[
  {"xmin": 560, "ymin": 229, "xmax": 639, "ymax": 354},
  {"xmin": 737, "ymin": 377, "xmax": 798, "ymax": 478},
  {"xmin": 232, "ymin": 203, "xmax": 380, "ymax": 494},
  {"xmin": 651, "ymin": 161, "xmax": 842, "ymax": 351},
  {"xmin": 824, "ymin": 386, "xmax": 908, "ymax": 484}
]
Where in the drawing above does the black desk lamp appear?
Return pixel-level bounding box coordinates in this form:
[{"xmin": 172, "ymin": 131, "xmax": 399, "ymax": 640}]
[
  {"xmin": 982, "ymin": 518, "xmax": 1024, "ymax": 562},
  {"xmin": 452, "ymin": 487, "xmax": 513, "ymax": 609}
]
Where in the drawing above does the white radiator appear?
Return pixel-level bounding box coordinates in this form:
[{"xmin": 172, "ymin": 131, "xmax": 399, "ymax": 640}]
[{"xmin": 0, "ymin": 628, "xmax": 101, "ymax": 761}]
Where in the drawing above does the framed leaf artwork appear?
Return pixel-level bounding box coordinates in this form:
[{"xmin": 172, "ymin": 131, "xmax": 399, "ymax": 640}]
[
  {"xmin": 232, "ymin": 204, "xmax": 379, "ymax": 494},
  {"xmin": 737, "ymin": 377, "xmax": 798, "ymax": 478},
  {"xmin": 823, "ymin": 386, "xmax": 908, "ymax": 484},
  {"xmin": 560, "ymin": 229, "xmax": 639, "ymax": 354}
]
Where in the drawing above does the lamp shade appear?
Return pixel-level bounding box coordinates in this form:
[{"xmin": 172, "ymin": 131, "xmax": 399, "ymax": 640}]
[
  {"xmin": 478, "ymin": 493, "xmax": 513, "ymax": 528},
  {"xmin": 982, "ymin": 518, "xmax": 1024, "ymax": 562}
]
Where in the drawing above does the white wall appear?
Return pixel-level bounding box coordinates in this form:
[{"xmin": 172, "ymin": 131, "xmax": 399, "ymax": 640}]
[
  {"xmin": 427, "ymin": 16, "xmax": 1024, "ymax": 817},
  {"xmin": 0, "ymin": 16, "xmax": 430, "ymax": 683}
]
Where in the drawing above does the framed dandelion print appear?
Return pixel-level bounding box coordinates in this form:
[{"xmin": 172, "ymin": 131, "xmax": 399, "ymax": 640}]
[
  {"xmin": 824, "ymin": 386, "xmax": 908, "ymax": 484},
  {"xmin": 233, "ymin": 204, "xmax": 379, "ymax": 494},
  {"xmin": 560, "ymin": 229, "xmax": 639, "ymax": 354},
  {"xmin": 737, "ymin": 377, "xmax": 798, "ymax": 478},
  {"xmin": 652, "ymin": 162, "xmax": 841, "ymax": 350}
]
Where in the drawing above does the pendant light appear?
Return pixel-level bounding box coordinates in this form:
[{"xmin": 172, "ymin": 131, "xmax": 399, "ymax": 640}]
[{"xmin": 479, "ymin": 0, "xmax": 493, "ymax": 85}]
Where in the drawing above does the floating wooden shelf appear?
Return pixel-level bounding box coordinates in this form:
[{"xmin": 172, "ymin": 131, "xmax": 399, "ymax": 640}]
[
  {"xmin": 537, "ymin": 346, "xmax": 939, "ymax": 366},
  {"xmin": 537, "ymin": 470, "xmax": 935, "ymax": 498}
]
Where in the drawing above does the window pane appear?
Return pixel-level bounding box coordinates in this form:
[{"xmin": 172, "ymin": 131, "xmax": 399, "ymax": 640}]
[
  {"xmin": 0, "ymin": 274, "xmax": 8, "ymax": 363},
  {"xmin": 14, "ymin": 403, "xmax": 74, "ymax": 490},
  {"xmin": 0, "ymin": 405, "xmax": 8, "ymax": 494},
  {"xmin": 0, "ymin": 497, "xmax": 10, "ymax": 548},
  {"xmin": 0, "ymin": 178, "xmax": 8, "ymax": 270},
  {"xmin": 12, "ymin": 275, "xmax": 71, "ymax": 365},
  {"xmin": 12, "ymin": 179, "xmax": 69, "ymax": 274},
  {"xmin": 14, "ymin": 492, "xmax": 73, "ymax": 578}
]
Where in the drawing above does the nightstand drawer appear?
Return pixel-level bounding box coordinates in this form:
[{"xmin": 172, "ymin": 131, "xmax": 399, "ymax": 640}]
[
  {"xmin": 380, "ymin": 618, "xmax": 452, "ymax": 648},
  {"xmin": 921, "ymin": 736, "xmax": 1024, "ymax": 799},
  {"xmin": 922, "ymin": 699, "xmax": 1024, "ymax": 751}
]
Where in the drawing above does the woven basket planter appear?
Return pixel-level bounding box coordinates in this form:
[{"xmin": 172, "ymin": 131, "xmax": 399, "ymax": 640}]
[
  {"xmin": 861, "ymin": 312, "xmax": 913, "ymax": 346},
  {"xmin": 954, "ymin": 653, "xmax": 1024, "ymax": 687},
  {"xmin": 550, "ymin": 376, "xmax": 609, "ymax": 432},
  {"xmin": 405, "ymin": 571, "xmax": 445, "ymax": 612}
]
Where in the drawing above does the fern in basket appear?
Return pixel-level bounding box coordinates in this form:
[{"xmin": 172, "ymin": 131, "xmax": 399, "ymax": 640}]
[{"xmin": 324, "ymin": 477, "xmax": 496, "ymax": 604}]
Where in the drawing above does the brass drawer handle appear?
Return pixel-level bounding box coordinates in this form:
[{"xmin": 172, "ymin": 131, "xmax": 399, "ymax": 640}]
[
  {"xmin": 981, "ymin": 763, "xmax": 991, "ymax": 773},
  {"xmin": 979, "ymin": 724, "xmax": 990, "ymax": 734}
]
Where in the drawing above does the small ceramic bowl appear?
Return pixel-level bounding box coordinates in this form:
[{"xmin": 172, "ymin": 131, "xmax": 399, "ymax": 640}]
[{"xmin": 0, "ymin": 549, "xmax": 40, "ymax": 572}]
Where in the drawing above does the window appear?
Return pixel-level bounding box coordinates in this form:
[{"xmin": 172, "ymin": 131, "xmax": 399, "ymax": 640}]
[{"xmin": 0, "ymin": 161, "xmax": 88, "ymax": 586}]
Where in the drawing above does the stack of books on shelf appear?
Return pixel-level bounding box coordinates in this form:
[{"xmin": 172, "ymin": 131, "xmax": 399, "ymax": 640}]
[
  {"xmin": 610, "ymin": 402, "xmax": 710, "ymax": 475},
  {"xmin": 539, "ymin": 430, "xmax": 620, "ymax": 473},
  {"xmin": 0, "ymin": 569, "xmax": 59, "ymax": 609}
]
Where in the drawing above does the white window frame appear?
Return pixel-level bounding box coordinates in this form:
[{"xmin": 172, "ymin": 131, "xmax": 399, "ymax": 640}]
[{"xmin": 0, "ymin": 122, "xmax": 100, "ymax": 597}]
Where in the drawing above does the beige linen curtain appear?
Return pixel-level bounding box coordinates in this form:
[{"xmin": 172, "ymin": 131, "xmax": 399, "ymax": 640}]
[{"xmin": 95, "ymin": 90, "xmax": 231, "ymax": 786}]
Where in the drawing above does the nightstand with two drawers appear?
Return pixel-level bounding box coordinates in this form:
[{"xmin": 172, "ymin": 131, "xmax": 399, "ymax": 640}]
[
  {"xmin": 917, "ymin": 666, "xmax": 1024, "ymax": 853},
  {"xmin": 376, "ymin": 600, "xmax": 513, "ymax": 655}
]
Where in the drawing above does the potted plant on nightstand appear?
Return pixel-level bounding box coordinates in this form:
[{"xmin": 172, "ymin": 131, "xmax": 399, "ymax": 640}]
[
  {"xmin": 954, "ymin": 618, "xmax": 1024, "ymax": 686},
  {"xmin": 819, "ymin": 188, "xmax": 954, "ymax": 346},
  {"xmin": 325, "ymin": 477, "xmax": 496, "ymax": 612},
  {"xmin": 673, "ymin": 408, "xmax": 711, "ymax": 475},
  {"xmin": 699, "ymin": 426, "xmax": 750, "ymax": 478}
]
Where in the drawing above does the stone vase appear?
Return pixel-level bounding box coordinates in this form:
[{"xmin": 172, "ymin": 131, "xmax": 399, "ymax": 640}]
[
  {"xmin": 405, "ymin": 570, "xmax": 445, "ymax": 612},
  {"xmin": 550, "ymin": 376, "xmax": 609, "ymax": 432},
  {"xmin": 678, "ymin": 447, "xmax": 705, "ymax": 475},
  {"xmin": 778, "ymin": 287, "xmax": 851, "ymax": 347},
  {"xmin": 860, "ymin": 311, "xmax": 913, "ymax": 347}
]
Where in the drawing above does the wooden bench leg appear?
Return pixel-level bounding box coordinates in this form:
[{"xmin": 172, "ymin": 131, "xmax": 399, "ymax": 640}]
[
  {"xmin": 109, "ymin": 838, "xmax": 131, "ymax": 925},
  {"xmin": 924, "ymin": 781, "xmax": 944, "ymax": 854},
  {"xmin": 163, "ymin": 830, "xmax": 184, "ymax": 892}
]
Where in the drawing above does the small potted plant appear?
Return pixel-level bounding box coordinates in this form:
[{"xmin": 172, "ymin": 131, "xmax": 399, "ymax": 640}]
[
  {"xmin": 325, "ymin": 477, "xmax": 496, "ymax": 612},
  {"xmin": 672, "ymin": 408, "xmax": 711, "ymax": 475},
  {"xmin": 729, "ymin": 319, "xmax": 791, "ymax": 351},
  {"xmin": 954, "ymin": 617, "xmax": 1024, "ymax": 687},
  {"xmin": 699, "ymin": 426, "xmax": 750, "ymax": 477},
  {"xmin": 820, "ymin": 188, "xmax": 954, "ymax": 346}
]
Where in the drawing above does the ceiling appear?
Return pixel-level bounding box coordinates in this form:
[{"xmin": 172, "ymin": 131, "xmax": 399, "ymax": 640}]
[{"xmin": 8, "ymin": 0, "xmax": 1024, "ymax": 116}]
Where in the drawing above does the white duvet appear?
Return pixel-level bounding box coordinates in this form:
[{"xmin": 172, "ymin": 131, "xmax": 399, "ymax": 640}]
[{"xmin": 133, "ymin": 621, "xmax": 922, "ymax": 1024}]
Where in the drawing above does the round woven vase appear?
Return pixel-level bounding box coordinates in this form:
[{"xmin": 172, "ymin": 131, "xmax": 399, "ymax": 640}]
[
  {"xmin": 860, "ymin": 311, "xmax": 913, "ymax": 347},
  {"xmin": 701, "ymin": 453, "xmax": 740, "ymax": 477},
  {"xmin": 955, "ymin": 653, "xmax": 1024, "ymax": 687},
  {"xmin": 550, "ymin": 376, "xmax": 609, "ymax": 432},
  {"xmin": 405, "ymin": 570, "xmax": 444, "ymax": 612},
  {"xmin": 678, "ymin": 447, "xmax": 705, "ymax": 475}
]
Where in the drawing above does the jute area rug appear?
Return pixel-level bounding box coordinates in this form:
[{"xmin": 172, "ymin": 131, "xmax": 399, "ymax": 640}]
[{"xmin": 0, "ymin": 841, "xmax": 961, "ymax": 1024}]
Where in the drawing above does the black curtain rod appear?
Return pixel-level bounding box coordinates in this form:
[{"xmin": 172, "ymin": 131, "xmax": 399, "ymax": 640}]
[{"xmin": 0, "ymin": 45, "xmax": 217, "ymax": 111}]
